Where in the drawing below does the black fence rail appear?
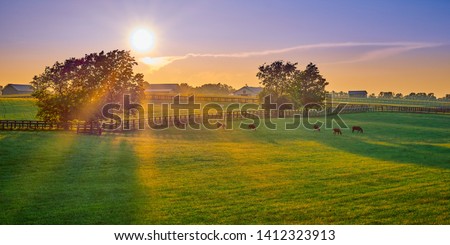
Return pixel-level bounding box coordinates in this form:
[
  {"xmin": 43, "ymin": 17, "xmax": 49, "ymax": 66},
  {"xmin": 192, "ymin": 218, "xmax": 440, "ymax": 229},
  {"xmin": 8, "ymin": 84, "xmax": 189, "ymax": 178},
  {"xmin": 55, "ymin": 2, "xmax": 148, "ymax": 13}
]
[
  {"xmin": 76, "ymin": 121, "xmax": 102, "ymax": 135},
  {"xmin": 0, "ymin": 104, "xmax": 448, "ymax": 132},
  {"xmin": 0, "ymin": 120, "xmax": 73, "ymax": 130},
  {"xmin": 369, "ymin": 105, "xmax": 450, "ymax": 113}
]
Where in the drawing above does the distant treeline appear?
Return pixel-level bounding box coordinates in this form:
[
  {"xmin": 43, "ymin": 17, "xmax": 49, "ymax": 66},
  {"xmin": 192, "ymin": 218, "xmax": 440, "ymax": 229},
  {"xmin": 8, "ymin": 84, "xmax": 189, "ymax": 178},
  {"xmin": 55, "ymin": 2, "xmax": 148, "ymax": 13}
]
[
  {"xmin": 145, "ymin": 82, "xmax": 236, "ymax": 95},
  {"xmin": 332, "ymin": 91, "xmax": 450, "ymax": 101}
]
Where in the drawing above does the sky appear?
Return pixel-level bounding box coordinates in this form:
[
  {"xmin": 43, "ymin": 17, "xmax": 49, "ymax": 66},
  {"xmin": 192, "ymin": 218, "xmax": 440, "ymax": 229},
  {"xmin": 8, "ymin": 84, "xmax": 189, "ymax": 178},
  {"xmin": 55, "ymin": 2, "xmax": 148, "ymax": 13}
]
[{"xmin": 1, "ymin": 0, "xmax": 449, "ymax": 96}]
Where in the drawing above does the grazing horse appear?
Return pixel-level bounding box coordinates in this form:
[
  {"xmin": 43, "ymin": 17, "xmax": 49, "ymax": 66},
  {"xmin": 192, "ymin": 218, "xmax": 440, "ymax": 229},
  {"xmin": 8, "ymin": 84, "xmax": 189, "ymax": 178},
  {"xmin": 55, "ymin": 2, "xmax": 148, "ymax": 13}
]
[
  {"xmin": 313, "ymin": 124, "xmax": 320, "ymax": 131},
  {"xmin": 248, "ymin": 124, "xmax": 256, "ymax": 130},
  {"xmin": 216, "ymin": 122, "xmax": 226, "ymax": 129},
  {"xmin": 352, "ymin": 126, "xmax": 363, "ymax": 133},
  {"xmin": 333, "ymin": 128, "xmax": 342, "ymax": 135},
  {"xmin": 174, "ymin": 119, "xmax": 186, "ymax": 128}
]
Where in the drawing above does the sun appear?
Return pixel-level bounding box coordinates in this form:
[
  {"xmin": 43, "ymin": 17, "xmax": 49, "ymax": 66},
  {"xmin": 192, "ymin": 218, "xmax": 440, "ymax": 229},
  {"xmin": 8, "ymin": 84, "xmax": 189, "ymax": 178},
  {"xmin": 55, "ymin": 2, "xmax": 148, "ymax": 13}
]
[{"xmin": 130, "ymin": 28, "xmax": 155, "ymax": 52}]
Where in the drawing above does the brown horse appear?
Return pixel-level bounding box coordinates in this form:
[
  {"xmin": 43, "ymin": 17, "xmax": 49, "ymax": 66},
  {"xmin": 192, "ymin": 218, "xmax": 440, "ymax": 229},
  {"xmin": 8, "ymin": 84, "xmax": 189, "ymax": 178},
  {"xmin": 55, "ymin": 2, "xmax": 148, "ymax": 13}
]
[
  {"xmin": 313, "ymin": 124, "xmax": 320, "ymax": 131},
  {"xmin": 248, "ymin": 124, "xmax": 256, "ymax": 130},
  {"xmin": 352, "ymin": 126, "xmax": 363, "ymax": 133},
  {"xmin": 216, "ymin": 122, "xmax": 226, "ymax": 129},
  {"xmin": 333, "ymin": 128, "xmax": 342, "ymax": 135},
  {"xmin": 174, "ymin": 119, "xmax": 186, "ymax": 128}
]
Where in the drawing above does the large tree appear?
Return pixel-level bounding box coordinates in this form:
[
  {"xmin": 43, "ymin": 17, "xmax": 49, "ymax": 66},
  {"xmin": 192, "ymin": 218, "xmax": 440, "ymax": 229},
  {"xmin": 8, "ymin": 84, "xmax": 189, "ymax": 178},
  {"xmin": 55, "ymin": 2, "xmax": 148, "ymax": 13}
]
[
  {"xmin": 257, "ymin": 61, "xmax": 328, "ymax": 108},
  {"xmin": 290, "ymin": 63, "xmax": 329, "ymax": 108},
  {"xmin": 256, "ymin": 60, "xmax": 297, "ymax": 102},
  {"xmin": 31, "ymin": 50, "xmax": 144, "ymax": 122}
]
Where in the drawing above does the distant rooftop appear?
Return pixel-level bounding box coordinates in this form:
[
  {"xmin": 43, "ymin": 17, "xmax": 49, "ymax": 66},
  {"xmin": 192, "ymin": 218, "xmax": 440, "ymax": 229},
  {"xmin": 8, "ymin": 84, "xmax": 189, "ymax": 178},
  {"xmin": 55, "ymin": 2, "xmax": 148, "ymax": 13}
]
[
  {"xmin": 235, "ymin": 85, "xmax": 263, "ymax": 93},
  {"xmin": 244, "ymin": 86, "xmax": 263, "ymax": 93},
  {"xmin": 5, "ymin": 84, "xmax": 34, "ymax": 92}
]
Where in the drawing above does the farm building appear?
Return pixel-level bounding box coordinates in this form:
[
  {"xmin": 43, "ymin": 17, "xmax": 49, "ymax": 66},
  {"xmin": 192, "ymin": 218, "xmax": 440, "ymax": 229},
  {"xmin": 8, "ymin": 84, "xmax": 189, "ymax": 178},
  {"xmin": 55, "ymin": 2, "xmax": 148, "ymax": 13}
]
[
  {"xmin": 348, "ymin": 90, "xmax": 368, "ymax": 98},
  {"xmin": 1, "ymin": 84, "xmax": 34, "ymax": 95},
  {"xmin": 145, "ymin": 84, "xmax": 179, "ymax": 93},
  {"xmin": 232, "ymin": 85, "xmax": 263, "ymax": 97},
  {"xmin": 0, "ymin": 85, "xmax": 3, "ymax": 95}
]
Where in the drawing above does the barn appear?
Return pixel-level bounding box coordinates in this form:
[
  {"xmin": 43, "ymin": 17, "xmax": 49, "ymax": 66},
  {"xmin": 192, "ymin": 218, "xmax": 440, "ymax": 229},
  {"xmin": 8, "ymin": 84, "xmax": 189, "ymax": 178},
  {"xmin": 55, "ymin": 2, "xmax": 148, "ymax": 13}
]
[
  {"xmin": 232, "ymin": 85, "xmax": 263, "ymax": 97},
  {"xmin": 348, "ymin": 90, "xmax": 368, "ymax": 98},
  {"xmin": 1, "ymin": 84, "xmax": 34, "ymax": 95}
]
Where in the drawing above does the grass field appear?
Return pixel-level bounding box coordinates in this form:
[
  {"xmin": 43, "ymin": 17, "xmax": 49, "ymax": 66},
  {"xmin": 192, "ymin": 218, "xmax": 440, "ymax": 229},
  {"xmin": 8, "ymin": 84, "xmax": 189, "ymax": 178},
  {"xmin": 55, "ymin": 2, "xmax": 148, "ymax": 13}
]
[
  {"xmin": 1, "ymin": 97, "xmax": 448, "ymax": 121},
  {"xmin": 0, "ymin": 98, "xmax": 38, "ymax": 120},
  {"xmin": 0, "ymin": 97, "xmax": 240, "ymax": 120},
  {"xmin": 0, "ymin": 112, "xmax": 449, "ymax": 224}
]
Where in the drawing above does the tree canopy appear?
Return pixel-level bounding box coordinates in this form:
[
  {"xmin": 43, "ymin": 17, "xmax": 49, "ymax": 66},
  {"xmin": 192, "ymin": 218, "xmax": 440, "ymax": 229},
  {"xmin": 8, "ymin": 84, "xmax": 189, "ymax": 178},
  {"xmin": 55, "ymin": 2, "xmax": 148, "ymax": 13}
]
[
  {"xmin": 31, "ymin": 50, "xmax": 144, "ymax": 122},
  {"xmin": 291, "ymin": 63, "xmax": 329, "ymax": 108},
  {"xmin": 256, "ymin": 61, "xmax": 297, "ymax": 102},
  {"xmin": 256, "ymin": 60, "xmax": 329, "ymax": 108}
]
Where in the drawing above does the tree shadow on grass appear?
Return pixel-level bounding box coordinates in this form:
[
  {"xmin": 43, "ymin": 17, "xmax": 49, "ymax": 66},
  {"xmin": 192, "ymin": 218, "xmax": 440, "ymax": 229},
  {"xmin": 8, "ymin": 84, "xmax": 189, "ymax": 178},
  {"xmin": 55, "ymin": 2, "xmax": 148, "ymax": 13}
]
[
  {"xmin": 278, "ymin": 113, "xmax": 450, "ymax": 169},
  {"xmin": 341, "ymin": 112, "xmax": 450, "ymax": 130},
  {"xmin": 328, "ymin": 136, "xmax": 448, "ymax": 168},
  {"xmin": 0, "ymin": 131, "xmax": 142, "ymax": 224},
  {"xmin": 130, "ymin": 127, "xmax": 248, "ymax": 142},
  {"xmin": 228, "ymin": 115, "xmax": 450, "ymax": 169}
]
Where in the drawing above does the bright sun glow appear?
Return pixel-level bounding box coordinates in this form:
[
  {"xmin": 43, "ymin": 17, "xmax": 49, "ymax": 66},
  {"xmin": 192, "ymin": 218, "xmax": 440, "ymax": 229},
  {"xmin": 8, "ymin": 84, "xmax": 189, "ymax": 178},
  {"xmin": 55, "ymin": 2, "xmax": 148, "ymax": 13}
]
[{"xmin": 130, "ymin": 28, "xmax": 154, "ymax": 52}]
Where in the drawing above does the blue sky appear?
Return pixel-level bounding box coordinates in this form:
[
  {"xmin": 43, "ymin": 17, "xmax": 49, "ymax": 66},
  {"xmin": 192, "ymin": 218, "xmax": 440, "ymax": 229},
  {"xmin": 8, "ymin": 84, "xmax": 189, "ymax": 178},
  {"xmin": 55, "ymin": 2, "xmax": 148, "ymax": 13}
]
[{"xmin": 1, "ymin": 0, "xmax": 449, "ymax": 95}]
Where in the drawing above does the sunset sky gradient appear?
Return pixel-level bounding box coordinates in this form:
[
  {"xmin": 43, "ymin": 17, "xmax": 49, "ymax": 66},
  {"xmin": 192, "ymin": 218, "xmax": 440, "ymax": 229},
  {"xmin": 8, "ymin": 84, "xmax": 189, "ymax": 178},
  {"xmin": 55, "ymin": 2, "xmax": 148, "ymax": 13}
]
[{"xmin": 1, "ymin": 0, "xmax": 449, "ymax": 96}]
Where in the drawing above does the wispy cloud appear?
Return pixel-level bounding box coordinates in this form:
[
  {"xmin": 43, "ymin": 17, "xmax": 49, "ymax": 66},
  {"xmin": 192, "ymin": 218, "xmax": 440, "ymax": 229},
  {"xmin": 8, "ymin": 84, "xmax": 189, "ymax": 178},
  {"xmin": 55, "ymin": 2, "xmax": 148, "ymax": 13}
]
[
  {"xmin": 141, "ymin": 42, "xmax": 442, "ymax": 71},
  {"xmin": 332, "ymin": 42, "xmax": 441, "ymax": 64}
]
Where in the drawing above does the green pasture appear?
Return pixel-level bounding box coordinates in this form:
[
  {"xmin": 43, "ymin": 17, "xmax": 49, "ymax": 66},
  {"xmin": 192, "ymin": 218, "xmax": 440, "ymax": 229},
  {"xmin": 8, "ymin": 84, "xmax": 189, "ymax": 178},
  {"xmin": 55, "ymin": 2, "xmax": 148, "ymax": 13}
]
[
  {"xmin": 1, "ymin": 97, "xmax": 448, "ymax": 122},
  {"xmin": 0, "ymin": 112, "xmax": 449, "ymax": 224},
  {"xmin": 0, "ymin": 98, "xmax": 237, "ymax": 120},
  {"xmin": 0, "ymin": 98, "xmax": 38, "ymax": 120}
]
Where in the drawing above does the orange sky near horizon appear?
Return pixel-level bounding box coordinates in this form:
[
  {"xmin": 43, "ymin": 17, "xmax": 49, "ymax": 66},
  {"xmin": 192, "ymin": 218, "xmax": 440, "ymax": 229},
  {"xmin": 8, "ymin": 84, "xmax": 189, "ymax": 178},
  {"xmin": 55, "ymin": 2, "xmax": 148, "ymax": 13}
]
[
  {"xmin": 133, "ymin": 44, "xmax": 450, "ymax": 96},
  {"xmin": 2, "ymin": 42, "xmax": 449, "ymax": 97}
]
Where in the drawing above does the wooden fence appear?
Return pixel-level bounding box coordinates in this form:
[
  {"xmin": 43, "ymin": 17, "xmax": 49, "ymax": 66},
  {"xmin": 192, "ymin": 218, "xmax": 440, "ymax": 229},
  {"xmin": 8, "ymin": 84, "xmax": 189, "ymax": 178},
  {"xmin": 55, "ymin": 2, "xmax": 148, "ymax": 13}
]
[
  {"xmin": 330, "ymin": 97, "xmax": 450, "ymax": 108},
  {"xmin": 0, "ymin": 104, "xmax": 448, "ymax": 132},
  {"xmin": 72, "ymin": 104, "xmax": 450, "ymax": 131},
  {"xmin": 76, "ymin": 121, "xmax": 102, "ymax": 135},
  {"xmin": 0, "ymin": 120, "xmax": 72, "ymax": 130}
]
